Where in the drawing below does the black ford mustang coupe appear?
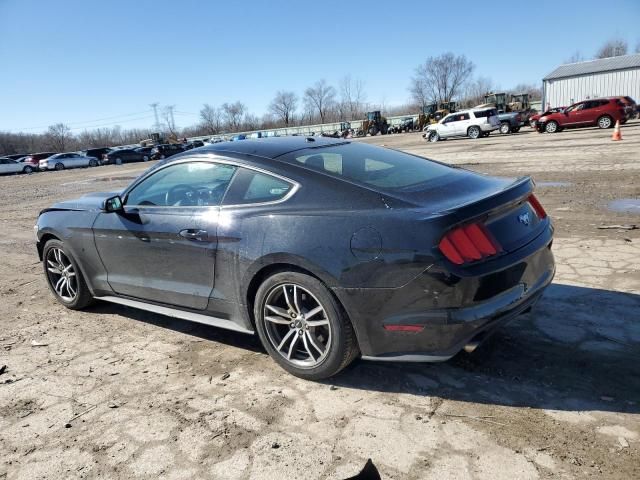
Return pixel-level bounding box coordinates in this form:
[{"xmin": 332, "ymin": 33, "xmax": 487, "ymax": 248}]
[{"xmin": 36, "ymin": 137, "xmax": 554, "ymax": 379}]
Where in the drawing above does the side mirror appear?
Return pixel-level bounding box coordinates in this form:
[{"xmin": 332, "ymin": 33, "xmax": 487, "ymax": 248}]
[{"xmin": 103, "ymin": 195, "xmax": 123, "ymax": 213}]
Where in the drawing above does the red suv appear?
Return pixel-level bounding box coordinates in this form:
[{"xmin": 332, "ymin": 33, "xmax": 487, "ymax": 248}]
[
  {"xmin": 536, "ymin": 98, "xmax": 629, "ymax": 133},
  {"xmin": 22, "ymin": 152, "xmax": 56, "ymax": 171}
]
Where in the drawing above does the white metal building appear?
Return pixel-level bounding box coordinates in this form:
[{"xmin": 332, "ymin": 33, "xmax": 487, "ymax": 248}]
[{"xmin": 542, "ymin": 53, "xmax": 640, "ymax": 108}]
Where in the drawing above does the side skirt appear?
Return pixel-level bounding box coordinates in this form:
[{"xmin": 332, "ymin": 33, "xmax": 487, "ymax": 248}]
[{"xmin": 95, "ymin": 295, "xmax": 255, "ymax": 335}]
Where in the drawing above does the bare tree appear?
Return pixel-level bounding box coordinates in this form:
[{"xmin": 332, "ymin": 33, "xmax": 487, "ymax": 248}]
[
  {"xmin": 463, "ymin": 76, "xmax": 496, "ymax": 107},
  {"xmin": 269, "ymin": 91, "xmax": 297, "ymax": 126},
  {"xmin": 411, "ymin": 53, "xmax": 475, "ymax": 105},
  {"xmin": 340, "ymin": 76, "xmax": 366, "ymax": 120},
  {"xmin": 162, "ymin": 106, "xmax": 178, "ymax": 138},
  {"xmin": 221, "ymin": 102, "xmax": 246, "ymax": 132},
  {"xmin": 199, "ymin": 104, "xmax": 222, "ymax": 134},
  {"xmin": 304, "ymin": 79, "xmax": 336, "ymax": 123},
  {"xmin": 595, "ymin": 38, "xmax": 628, "ymax": 58},
  {"xmin": 565, "ymin": 50, "xmax": 585, "ymax": 63},
  {"xmin": 409, "ymin": 68, "xmax": 430, "ymax": 110},
  {"xmin": 511, "ymin": 83, "xmax": 543, "ymax": 101},
  {"xmin": 46, "ymin": 123, "xmax": 72, "ymax": 152}
]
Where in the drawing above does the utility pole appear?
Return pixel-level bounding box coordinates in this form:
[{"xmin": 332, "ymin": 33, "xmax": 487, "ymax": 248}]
[{"xmin": 150, "ymin": 102, "xmax": 160, "ymax": 131}]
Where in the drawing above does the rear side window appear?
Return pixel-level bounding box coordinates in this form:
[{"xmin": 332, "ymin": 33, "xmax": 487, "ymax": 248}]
[
  {"xmin": 284, "ymin": 142, "xmax": 451, "ymax": 191},
  {"xmin": 223, "ymin": 168, "xmax": 293, "ymax": 205},
  {"xmin": 473, "ymin": 109, "xmax": 497, "ymax": 118}
]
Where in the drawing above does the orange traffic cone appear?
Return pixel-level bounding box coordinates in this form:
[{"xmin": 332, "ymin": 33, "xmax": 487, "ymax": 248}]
[{"xmin": 612, "ymin": 120, "xmax": 622, "ymax": 141}]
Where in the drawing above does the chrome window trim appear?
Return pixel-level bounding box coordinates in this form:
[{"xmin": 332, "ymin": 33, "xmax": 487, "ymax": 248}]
[{"xmin": 122, "ymin": 153, "xmax": 300, "ymax": 209}]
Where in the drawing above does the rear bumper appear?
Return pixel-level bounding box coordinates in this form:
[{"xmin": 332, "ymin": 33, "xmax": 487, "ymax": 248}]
[{"xmin": 334, "ymin": 226, "xmax": 555, "ymax": 359}]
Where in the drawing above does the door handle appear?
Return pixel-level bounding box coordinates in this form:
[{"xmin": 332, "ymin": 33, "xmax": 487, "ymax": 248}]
[{"xmin": 179, "ymin": 229, "xmax": 208, "ymax": 241}]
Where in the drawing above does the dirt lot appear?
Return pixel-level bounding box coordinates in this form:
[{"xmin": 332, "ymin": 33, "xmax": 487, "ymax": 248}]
[{"xmin": 1, "ymin": 122, "xmax": 639, "ymax": 479}]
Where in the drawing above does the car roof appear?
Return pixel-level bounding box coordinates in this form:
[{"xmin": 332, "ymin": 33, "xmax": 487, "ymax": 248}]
[{"xmin": 198, "ymin": 136, "xmax": 349, "ymax": 160}]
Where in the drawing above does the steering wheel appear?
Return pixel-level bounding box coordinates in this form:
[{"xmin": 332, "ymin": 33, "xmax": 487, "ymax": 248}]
[{"xmin": 165, "ymin": 184, "xmax": 197, "ymax": 206}]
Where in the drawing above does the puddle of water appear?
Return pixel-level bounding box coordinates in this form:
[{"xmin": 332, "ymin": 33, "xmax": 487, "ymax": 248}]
[
  {"xmin": 608, "ymin": 199, "xmax": 640, "ymax": 214},
  {"xmin": 537, "ymin": 181, "xmax": 572, "ymax": 187}
]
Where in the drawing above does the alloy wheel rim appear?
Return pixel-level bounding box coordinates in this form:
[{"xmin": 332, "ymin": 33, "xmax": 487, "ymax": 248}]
[
  {"xmin": 470, "ymin": 128, "xmax": 479, "ymax": 138},
  {"xmin": 46, "ymin": 248, "xmax": 77, "ymax": 302},
  {"xmin": 547, "ymin": 122, "xmax": 557, "ymax": 133},
  {"xmin": 263, "ymin": 283, "xmax": 331, "ymax": 368},
  {"xmin": 600, "ymin": 117, "xmax": 611, "ymax": 128}
]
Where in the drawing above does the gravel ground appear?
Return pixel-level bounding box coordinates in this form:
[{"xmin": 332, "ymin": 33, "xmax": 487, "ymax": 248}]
[{"xmin": 0, "ymin": 121, "xmax": 639, "ymax": 479}]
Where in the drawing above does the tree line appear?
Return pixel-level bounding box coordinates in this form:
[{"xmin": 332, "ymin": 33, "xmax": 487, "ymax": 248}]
[{"xmin": 1, "ymin": 37, "xmax": 635, "ymax": 155}]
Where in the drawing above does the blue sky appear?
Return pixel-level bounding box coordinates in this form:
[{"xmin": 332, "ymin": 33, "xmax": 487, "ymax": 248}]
[{"xmin": 1, "ymin": 0, "xmax": 639, "ymax": 133}]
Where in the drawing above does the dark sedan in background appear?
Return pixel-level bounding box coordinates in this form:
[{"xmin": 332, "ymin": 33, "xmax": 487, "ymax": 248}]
[
  {"xmin": 35, "ymin": 137, "xmax": 555, "ymax": 379},
  {"xmin": 102, "ymin": 147, "xmax": 153, "ymax": 165}
]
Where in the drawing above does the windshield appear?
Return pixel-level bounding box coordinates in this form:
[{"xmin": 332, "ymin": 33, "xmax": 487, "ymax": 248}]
[{"xmin": 281, "ymin": 143, "xmax": 452, "ymax": 192}]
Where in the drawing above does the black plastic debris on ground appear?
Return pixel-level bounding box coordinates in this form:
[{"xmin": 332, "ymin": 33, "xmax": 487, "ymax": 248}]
[{"xmin": 344, "ymin": 459, "xmax": 382, "ymax": 480}]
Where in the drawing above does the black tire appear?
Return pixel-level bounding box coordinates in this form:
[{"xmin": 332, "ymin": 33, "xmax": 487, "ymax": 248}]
[
  {"xmin": 368, "ymin": 126, "xmax": 378, "ymax": 136},
  {"xmin": 55, "ymin": 162, "xmax": 64, "ymax": 170},
  {"xmin": 89, "ymin": 159, "xmax": 98, "ymax": 167},
  {"xmin": 545, "ymin": 121, "xmax": 559, "ymax": 133},
  {"xmin": 23, "ymin": 166, "xmax": 33, "ymax": 174},
  {"xmin": 42, "ymin": 239, "xmax": 93, "ymax": 310},
  {"xmin": 597, "ymin": 115, "xmax": 613, "ymax": 129},
  {"xmin": 512, "ymin": 127, "xmax": 520, "ymax": 133},
  {"xmin": 499, "ymin": 122, "xmax": 511, "ymax": 134},
  {"xmin": 427, "ymin": 131, "xmax": 439, "ymax": 142},
  {"xmin": 467, "ymin": 126, "xmax": 481, "ymax": 139},
  {"xmin": 115, "ymin": 157, "xmax": 123, "ymax": 165},
  {"xmin": 254, "ymin": 271, "xmax": 359, "ymax": 380}
]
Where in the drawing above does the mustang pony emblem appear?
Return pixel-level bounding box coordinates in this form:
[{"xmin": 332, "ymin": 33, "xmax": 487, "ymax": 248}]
[{"xmin": 518, "ymin": 212, "xmax": 531, "ymax": 226}]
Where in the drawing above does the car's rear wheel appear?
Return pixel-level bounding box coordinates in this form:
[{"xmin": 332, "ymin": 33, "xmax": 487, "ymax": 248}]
[
  {"xmin": 499, "ymin": 122, "xmax": 511, "ymax": 134},
  {"xmin": 512, "ymin": 127, "xmax": 520, "ymax": 133},
  {"xmin": 254, "ymin": 272, "xmax": 358, "ymax": 380},
  {"xmin": 545, "ymin": 121, "xmax": 559, "ymax": 133},
  {"xmin": 23, "ymin": 166, "xmax": 33, "ymax": 174},
  {"xmin": 468, "ymin": 126, "xmax": 481, "ymax": 139},
  {"xmin": 43, "ymin": 239, "xmax": 93, "ymax": 310},
  {"xmin": 427, "ymin": 131, "xmax": 439, "ymax": 142},
  {"xmin": 54, "ymin": 163, "xmax": 64, "ymax": 170},
  {"xmin": 597, "ymin": 115, "xmax": 613, "ymax": 129}
]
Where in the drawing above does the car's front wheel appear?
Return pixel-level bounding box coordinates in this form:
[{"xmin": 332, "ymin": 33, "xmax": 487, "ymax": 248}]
[
  {"xmin": 427, "ymin": 131, "xmax": 439, "ymax": 142},
  {"xmin": 115, "ymin": 157, "xmax": 123, "ymax": 165},
  {"xmin": 89, "ymin": 159, "xmax": 98, "ymax": 167},
  {"xmin": 499, "ymin": 122, "xmax": 511, "ymax": 134},
  {"xmin": 468, "ymin": 126, "xmax": 481, "ymax": 139},
  {"xmin": 545, "ymin": 121, "xmax": 559, "ymax": 133},
  {"xmin": 43, "ymin": 239, "xmax": 93, "ymax": 310},
  {"xmin": 254, "ymin": 271, "xmax": 358, "ymax": 380},
  {"xmin": 54, "ymin": 163, "xmax": 64, "ymax": 170},
  {"xmin": 23, "ymin": 166, "xmax": 33, "ymax": 174}
]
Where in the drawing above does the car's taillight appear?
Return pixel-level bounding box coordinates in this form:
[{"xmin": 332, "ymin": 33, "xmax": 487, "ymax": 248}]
[
  {"xmin": 439, "ymin": 222, "xmax": 502, "ymax": 265},
  {"xmin": 528, "ymin": 194, "xmax": 547, "ymax": 219}
]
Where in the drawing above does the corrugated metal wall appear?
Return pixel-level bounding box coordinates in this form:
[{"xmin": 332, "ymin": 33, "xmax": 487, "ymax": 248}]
[{"xmin": 543, "ymin": 68, "xmax": 640, "ymax": 108}]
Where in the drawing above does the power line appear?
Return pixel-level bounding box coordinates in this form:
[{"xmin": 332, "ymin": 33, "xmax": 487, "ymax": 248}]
[
  {"xmin": 67, "ymin": 115, "xmax": 156, "ymax": 131},
  {"xmin": 12, "ymin": 110, "xmax": 153, "ymax": 131}
]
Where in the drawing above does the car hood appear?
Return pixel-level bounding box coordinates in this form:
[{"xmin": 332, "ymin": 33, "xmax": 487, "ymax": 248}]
[{"xmin": 41, "ymin": 191, "xmax": 119, "ymax": 214}]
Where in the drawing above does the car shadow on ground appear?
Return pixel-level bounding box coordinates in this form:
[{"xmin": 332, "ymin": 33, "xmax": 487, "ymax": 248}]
[
  {"xmin": 331, "ymin": 283, "xmax": 640, "ymax": 415},
  {"xmin": 87, "ymin": 283, "xmax": 639, "ymax": 415}
]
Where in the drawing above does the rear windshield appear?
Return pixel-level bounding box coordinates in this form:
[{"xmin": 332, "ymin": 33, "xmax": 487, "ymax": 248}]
[
  {"xmin": 281, "ymin": 143, "xmax": 452, "ymax": 192},
  {"xmin": 473, "ymin": 109, "xmax": 497, "ymax": 118}
]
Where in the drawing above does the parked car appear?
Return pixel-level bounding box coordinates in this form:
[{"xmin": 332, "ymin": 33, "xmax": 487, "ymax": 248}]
[
  {"xmin": 529, "ymin": 107, "xmax": 565, "ymax": 128},
  {"xmin": 82, "ymin": 148, "xmax": 113, "ymax": 162},
  {"xmin": 150, "ymin": 144, "xmax": 185, "ymax": 160},
  {"xmin": 615, "ymin": 96, "xmax": 637, "ymax": 120},
  {"xmin": 496, "ymin": 110, "xmax": 525, "ymax": 134},
  {"xmin": 102, "ymin": 147, "xmax": 153, "ymax": 165},
  {"xmin": 183, "ymin": 140, "xmax": 205, "ymax": 150},
  {"xmin": 35, "ymin": 137, "xmax": 554, "ymax": 380},
  {"xmin": 231, "ymin": 134, "xmax": 247, "ymax": 141},
  {"xmin": 23, "ymin": 152, "xmax": 56, "ymax": 171},
  {"xmin": 39, "ymin": 152, "xmax": 99, "ymax": 171},
  {"xmin": 423, "ymin": 108, "xmax": 500, "ymax": 142},
  {"xmin": 536, "ymin": 97, "xmax": 629, "ymax": 133},
  {"xmin": 0, "ymin": 157, "xmax": 35, "ymax": 175}
]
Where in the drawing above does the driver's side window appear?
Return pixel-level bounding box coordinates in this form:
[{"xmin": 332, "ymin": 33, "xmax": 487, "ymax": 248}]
[{"xmin": 125, "ymin": 161, "xmax": 237, "ymax": 207}]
